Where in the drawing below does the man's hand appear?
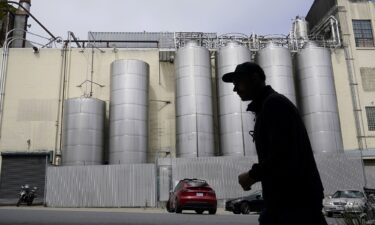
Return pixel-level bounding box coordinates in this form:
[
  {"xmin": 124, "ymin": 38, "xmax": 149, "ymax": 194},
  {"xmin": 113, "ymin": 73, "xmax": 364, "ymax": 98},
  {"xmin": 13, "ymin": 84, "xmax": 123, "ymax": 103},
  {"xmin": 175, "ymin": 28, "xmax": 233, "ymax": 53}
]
[{"xmin": 238, "ymin": 172, "xmax": 256, "ymax": 191}]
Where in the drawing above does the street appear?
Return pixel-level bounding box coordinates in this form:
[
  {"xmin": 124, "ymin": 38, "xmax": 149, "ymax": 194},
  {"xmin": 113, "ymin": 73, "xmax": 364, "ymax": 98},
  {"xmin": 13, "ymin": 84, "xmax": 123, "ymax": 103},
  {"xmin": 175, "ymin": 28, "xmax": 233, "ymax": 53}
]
[{"xmin": 0, "ymin": 207, "xmax": 344, "ymax": 225}]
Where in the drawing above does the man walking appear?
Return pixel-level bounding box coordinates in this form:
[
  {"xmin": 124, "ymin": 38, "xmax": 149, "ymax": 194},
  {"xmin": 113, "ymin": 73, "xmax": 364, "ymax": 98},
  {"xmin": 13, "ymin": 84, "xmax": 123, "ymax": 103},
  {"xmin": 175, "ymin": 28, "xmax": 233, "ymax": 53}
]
[{"xmin": 222, "ymin": 62, "xmax": 327, "ymax": 225}]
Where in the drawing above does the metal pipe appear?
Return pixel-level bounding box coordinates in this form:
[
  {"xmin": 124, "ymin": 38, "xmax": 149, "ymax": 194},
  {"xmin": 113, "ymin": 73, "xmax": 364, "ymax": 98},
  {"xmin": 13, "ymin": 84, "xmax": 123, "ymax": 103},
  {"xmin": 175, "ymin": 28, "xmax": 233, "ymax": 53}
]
[
  {"xmin": 53, "ymin": 31, "xmax": 72, "ymax": 164},
  {"xmin": 90, "ymin": 47, "xmax": 94, "ymax": 97},
  {"xmin": 69, "ymin": 31, "xmax": 81, "ymax": 48},
  {"xmin": 309, "ymin": 15, "xmax": 341, "ymax": 48},
  {"xmin": 58, "ymin": 32, "xmax": 72, "ymax": 156},
  {"xmin": 329, "ymin": 19, "xmax": 336, "ymax": 46},
  {"xmin": 5, "ymin": 1, "xmax": 57, "ymax": 40},
  {"xmin": 332, "ymin": 16, "xmax": 341, "ymax": 47}
]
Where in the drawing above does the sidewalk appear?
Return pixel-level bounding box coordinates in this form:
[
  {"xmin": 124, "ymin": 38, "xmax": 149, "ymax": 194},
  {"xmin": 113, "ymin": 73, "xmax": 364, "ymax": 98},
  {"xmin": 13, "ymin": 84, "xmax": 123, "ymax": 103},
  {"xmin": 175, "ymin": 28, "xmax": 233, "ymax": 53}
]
[{"xmin": 0, "ymin": 206, "xmax": 233, "ymax": 215}]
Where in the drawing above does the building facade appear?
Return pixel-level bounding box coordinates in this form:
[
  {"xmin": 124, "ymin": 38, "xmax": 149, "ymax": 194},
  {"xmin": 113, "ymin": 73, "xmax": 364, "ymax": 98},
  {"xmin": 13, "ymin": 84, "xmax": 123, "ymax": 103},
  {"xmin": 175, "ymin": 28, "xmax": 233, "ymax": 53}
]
[
  {"xmin": 307, "ymin": 0, "xmax": 375, "ymax": 178},
  {"xmin": 1, "ymin": 0, "xmax": 375, "ymax": 205}
]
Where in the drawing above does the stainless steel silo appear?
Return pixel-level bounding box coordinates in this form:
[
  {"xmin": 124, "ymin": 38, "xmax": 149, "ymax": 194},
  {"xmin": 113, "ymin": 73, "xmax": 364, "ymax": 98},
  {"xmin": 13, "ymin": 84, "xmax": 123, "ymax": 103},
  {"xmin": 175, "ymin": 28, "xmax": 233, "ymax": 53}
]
[
  {"xmin": 109, "ymin": 59, "xmax": 149, "ymax": 164},
  {"xmin": 62, "ymin": 97, "xmax": 105, "ymax": 166},
  {"xmin": 257, "ymin": 42, "xmax": 297, "ymax": 105},
  {"xmin": 296, "ymin": 41, "xmax": 343, "ymax": 154},
  {"xmin": 293, "ymin": 16, "xmax": 309, "ymax": 41},
  {"xmin": 175, "ymin": 41, "xmax": 214, "ymax": 157},
  {"xmin": 216, "ymin": 41, "xmax": 256, "ymax": 156}
]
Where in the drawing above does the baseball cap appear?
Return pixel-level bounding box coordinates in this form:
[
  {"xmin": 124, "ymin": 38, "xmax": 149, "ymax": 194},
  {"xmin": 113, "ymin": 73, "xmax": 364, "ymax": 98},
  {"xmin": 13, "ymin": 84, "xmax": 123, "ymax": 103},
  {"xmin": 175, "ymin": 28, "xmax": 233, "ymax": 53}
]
[{"xmin": 222, "ymin": 62, "xmax": 265, "ymax": 83}]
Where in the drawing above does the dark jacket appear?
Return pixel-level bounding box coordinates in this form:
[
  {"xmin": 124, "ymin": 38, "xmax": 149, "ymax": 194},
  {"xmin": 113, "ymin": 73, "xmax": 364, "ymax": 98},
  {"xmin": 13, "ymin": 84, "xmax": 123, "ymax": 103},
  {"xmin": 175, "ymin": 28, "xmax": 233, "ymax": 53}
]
[{"xmin": 247, "ymin": 85, "xmax": 324, "ymax": 210}]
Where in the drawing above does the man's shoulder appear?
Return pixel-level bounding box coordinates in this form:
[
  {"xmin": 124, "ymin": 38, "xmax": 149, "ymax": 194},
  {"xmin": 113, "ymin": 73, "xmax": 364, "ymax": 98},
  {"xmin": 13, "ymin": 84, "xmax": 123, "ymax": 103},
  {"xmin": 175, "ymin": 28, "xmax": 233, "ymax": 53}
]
[
  {"xmin": 263, "ymin": 92, "xmax": 296, "ymax": 111},
  {"xmin": 265, "ymin": 92, "xmax": 291, "ymax": 104}
]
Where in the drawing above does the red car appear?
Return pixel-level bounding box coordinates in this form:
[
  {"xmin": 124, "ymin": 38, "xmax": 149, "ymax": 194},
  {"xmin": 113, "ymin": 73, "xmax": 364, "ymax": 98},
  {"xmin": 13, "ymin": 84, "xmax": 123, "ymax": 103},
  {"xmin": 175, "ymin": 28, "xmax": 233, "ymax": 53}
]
[{"xmin": 166, "ymin": 178, "xmax": 217, "ymax": 214}]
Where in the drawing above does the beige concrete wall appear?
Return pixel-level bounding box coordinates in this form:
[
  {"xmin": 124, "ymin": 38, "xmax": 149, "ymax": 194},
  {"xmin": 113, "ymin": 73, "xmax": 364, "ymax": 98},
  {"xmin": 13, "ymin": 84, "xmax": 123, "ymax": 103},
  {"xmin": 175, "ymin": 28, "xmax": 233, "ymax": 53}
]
[
  {"xmin": 331, "ymin": 48, "xmax": 359, "ymax": 151},
  {"xmin": 0, "ymin": 48, "xmax": 61, "ymax": 152}
]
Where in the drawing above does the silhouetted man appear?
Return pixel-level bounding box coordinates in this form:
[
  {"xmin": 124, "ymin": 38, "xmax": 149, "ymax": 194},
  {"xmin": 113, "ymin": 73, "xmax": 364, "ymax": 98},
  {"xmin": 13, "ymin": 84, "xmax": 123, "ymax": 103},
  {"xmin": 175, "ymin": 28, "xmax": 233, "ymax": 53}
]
[{"xmin": 222, "ymin": 62, "xmax": 327, "ymax": 225}]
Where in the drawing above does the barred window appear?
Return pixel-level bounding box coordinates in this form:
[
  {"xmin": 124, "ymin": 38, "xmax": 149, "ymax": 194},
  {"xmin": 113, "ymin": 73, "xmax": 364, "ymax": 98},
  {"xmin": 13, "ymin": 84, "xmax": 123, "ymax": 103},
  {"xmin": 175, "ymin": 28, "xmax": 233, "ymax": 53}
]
[
  {"xmin": 366, "ymin": 107, "xmax": 375, "ymax": 131},
  {"xmin": 353, "ymin": 20, "xmax": 374, "ymax": 47},
  {"xmin": 360, "ymin": 67, "xmax": 375, "ymax": 92}
]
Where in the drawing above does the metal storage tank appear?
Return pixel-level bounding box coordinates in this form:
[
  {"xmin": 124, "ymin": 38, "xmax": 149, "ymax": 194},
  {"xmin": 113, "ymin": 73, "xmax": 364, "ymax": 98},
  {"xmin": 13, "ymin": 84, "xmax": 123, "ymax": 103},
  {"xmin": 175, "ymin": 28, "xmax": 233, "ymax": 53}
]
[
  {"xmin": 257, "ymin": 42, "xmax": 297, "ymax": 105},
  {"xmin": 175, "ymin": 41, "xmax": 214, "ymax": 157},
  {"xmin": 216, "ymin": 41, "xmax": 256, "ymax": 156},
  {"xmin": 62, "ymin": 97, "xmax": 105, "ymax": 166},
  {"xmin": 293, "ymin": 16, "xmax": 309, "ymax": 41},
  {"xmin": 109, "ymin": 59, "xmax": 149, "ymax": 164},
  {"xmin": 296, "ymin": 41, "xmax": 343, "ymax": 154}
]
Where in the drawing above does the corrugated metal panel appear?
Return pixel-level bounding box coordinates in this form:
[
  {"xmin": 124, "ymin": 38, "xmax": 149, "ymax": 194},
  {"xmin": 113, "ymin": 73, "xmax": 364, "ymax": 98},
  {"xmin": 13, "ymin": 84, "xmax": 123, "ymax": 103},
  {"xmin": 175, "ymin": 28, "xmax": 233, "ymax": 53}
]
[
  {"xmin": 45, "ymin": 164, "xmax": 156, "ymax": 207},
  {"xmin": 171, "ymin": 154, "xmax": 366, "ymax": 199},
  {"xmin": 316, "ymin": 153, "xmax": 365, "ymax": 194},
  {"xmin": 88, "ymin": 32, "xmax": 175, "ymax": 49},
  {"xmin": 87, "ymin": 32, "xmax": 217, "ymax": 49}
]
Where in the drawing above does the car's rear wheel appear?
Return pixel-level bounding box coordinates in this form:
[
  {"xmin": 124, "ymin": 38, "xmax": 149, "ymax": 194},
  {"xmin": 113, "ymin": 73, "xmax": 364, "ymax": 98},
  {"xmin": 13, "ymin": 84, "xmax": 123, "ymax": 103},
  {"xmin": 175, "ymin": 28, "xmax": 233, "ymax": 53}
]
[
  {"xmin": 209, "ymin": 208, "xmax": 217, "ymax": 215},
  {"xmin": 233, "ymin": 207, "xmax": 241, "ymax": 214},
  {"xmin": 195, "ymin": 209, "xmax": 204, "ymax": 214},
  {"xmin": 166, "ymin": 200, "xmax": 174, "ymax": 213},
  {"xmin": 175, "ymin": 200, "xmax": 182, "ymax": 214},
  {"xmin": 240, "ymin": 202, "xmax": 250, "ymax": 214}
]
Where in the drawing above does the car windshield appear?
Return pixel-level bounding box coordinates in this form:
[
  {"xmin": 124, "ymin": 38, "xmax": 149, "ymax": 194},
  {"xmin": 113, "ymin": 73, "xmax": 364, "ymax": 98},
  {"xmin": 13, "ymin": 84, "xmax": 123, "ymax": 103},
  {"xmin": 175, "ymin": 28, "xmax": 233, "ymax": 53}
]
[{"xmin": 332, "ymin": 190, "xmax": 364, "ymax": 198}]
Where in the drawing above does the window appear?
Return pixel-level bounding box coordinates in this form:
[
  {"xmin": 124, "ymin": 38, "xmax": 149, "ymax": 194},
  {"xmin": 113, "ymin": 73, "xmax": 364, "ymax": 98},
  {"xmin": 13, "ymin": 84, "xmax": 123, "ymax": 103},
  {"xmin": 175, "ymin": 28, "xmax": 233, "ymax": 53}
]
[
  {"xmin": 360, "ymin": 67, "xmax": 375, "ymax": 92},
  {"xmin": 352, "ymin": 20, "xmax": 374, "ymax": 47},
  {"xmin": 366, "ymin": 106, "xmax": 375, "ymax": 131}
]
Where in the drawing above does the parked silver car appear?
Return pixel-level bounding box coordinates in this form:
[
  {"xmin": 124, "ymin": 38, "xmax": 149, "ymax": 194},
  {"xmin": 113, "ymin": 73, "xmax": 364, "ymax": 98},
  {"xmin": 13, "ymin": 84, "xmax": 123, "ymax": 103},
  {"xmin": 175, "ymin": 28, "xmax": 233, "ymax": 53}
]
[{"xmin": 323, "ymin": 190, "xmax": 367, "ymax": 217}]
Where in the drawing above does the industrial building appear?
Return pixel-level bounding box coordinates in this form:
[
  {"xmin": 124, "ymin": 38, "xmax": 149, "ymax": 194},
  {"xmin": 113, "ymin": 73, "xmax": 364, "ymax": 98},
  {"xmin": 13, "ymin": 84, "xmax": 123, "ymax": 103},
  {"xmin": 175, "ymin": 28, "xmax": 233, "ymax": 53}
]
[{"xmin": 0, "ymin": 0, "xmax": 374, "ymax": 207}]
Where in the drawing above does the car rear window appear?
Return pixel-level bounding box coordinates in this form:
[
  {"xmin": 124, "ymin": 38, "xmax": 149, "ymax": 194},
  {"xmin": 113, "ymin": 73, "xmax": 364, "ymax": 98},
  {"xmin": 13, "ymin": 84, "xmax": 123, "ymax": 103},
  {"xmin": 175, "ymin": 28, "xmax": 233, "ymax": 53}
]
[{"xmin": 186, "ymin": 180, "xmax": 208, "ymax": 187}]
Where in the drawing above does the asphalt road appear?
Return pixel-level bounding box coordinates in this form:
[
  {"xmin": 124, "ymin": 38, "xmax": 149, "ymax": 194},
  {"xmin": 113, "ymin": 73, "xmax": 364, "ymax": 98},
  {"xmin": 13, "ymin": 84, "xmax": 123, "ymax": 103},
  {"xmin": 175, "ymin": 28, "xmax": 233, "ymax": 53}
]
[
  {"xmin": 0, "ymin": 207, "xmax": 345, "ymax": 225},
  {"xmin": 0, "ymin": 207, "xmax": 258, "ymax": 225}
]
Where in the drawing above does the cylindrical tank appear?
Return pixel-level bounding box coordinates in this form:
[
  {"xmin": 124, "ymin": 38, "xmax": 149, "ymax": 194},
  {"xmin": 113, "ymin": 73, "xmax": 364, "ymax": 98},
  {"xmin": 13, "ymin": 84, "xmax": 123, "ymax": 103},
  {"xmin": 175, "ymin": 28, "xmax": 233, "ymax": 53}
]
[
  {"xmin": 296, "ymin": 41, "xmax": 343, "ymax": 154},
  {"xmin": 62, "ymin": 97, "xmax": 105, "ymax": 166},
  {"xmin": 216, "ymin": 41, "xmax": 256, "ymax": 156},
  {"xmin": 175, "ymin": 41, "xmax": 214, "ymax": 157},
  {"xmin": 257, "ymin": 42, "xmax": 297, "ymax": 105},
  {"xmin": 109, "ymin": 59, "xmax": 149, "ymax": 164},
  {"xmin": 293, "ymin": 16, "xmax": 309, "ymax": 40}
]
